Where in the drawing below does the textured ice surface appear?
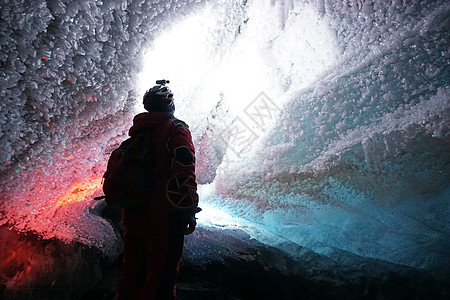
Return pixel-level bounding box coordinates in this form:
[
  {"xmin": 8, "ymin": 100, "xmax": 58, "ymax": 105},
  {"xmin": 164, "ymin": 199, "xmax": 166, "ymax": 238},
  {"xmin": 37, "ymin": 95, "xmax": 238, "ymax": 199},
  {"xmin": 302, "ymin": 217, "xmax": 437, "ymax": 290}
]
[
  {"xmin": 1, "ymin": 0, "xmax": 449, "ymax": 273},
  {"xmin": 0, "ymin": 0, "xmax": 204, "ymax": 256}
]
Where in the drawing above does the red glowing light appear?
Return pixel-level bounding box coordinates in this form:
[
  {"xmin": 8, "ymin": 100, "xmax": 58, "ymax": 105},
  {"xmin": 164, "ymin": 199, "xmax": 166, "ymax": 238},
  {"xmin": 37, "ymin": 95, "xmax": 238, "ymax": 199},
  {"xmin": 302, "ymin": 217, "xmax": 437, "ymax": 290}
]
[{"xmin": 54, "ymin": 177, "xmax": 103, "ymax": 208}]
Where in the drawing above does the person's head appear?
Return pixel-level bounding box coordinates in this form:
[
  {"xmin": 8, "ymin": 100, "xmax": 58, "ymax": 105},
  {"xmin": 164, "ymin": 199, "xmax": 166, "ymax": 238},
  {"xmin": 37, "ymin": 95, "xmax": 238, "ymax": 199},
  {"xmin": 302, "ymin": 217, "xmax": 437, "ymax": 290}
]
[{"xmin": 143, "ymin": 80, "xmax": 175, "ymax": 113}]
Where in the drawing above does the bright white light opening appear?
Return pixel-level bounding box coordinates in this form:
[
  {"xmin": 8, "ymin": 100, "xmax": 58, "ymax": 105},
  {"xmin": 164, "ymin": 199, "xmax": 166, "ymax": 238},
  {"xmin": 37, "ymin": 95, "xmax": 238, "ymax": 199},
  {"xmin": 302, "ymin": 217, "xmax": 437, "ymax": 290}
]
[
  {"xmin": 197, "ymin": 202, "xmax": 240, "ymax": 228},
  {"xmin": 193, "ymin": 183, "xmax": 250, "ymax": 229},
  {"xmin": 135, "ymin": 1, "xmax": 339, "ymax": 137}
]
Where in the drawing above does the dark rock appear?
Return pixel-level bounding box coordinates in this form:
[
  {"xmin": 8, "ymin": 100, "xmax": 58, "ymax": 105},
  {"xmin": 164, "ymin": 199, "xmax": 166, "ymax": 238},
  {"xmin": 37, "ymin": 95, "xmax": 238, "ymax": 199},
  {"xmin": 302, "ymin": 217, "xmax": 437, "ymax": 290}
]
[
  {"xmin": 0, "ymin": 225, "xmax": 104, "ymax": 300},
  {"xmin": 179, "ymin": 227, "xmax": 450, "ymax": 300},
  {"xmin": 2, "ymin": 225, "xmax": 448, "ymax": 300},
  {"xmin": 83, "ymin": 226, "xmax": 450, "ymax": 299}
]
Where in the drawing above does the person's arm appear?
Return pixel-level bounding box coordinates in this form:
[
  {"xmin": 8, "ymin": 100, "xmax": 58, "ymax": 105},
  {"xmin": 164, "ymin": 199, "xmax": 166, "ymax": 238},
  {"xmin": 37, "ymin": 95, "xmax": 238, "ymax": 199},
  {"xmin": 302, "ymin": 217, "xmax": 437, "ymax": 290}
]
[{"xmin": 167, "ymin": 121, "xmax": 199, "ymax": 234}]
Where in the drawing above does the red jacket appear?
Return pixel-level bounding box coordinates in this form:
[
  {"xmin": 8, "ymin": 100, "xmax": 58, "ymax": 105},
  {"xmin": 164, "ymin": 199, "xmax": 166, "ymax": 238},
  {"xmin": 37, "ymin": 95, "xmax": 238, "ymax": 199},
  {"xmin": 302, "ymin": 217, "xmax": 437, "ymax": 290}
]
[{"xmin": 122, "ymin": 112, "xmax": 198, "ymax": 226}]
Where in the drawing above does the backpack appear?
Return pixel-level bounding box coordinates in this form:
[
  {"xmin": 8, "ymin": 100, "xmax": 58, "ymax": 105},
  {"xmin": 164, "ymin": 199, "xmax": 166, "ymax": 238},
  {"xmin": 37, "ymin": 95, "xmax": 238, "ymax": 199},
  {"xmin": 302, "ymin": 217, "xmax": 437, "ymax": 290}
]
[{"xmin": 96, "ymin": 122, "xmax": 172, "ymax": 209}]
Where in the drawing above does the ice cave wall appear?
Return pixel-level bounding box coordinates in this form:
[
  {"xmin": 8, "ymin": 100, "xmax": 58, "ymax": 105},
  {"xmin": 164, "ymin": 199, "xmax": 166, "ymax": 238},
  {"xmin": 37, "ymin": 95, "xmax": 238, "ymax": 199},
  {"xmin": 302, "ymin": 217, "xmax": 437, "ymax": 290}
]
[
  {"xmin": 0, "ymin": 0, "xmax": 449, "ymax": 273},
  {"xmin": 0, "ymin": 0, "xmax": 207, "ymax": 255},
  {"xmin": 211, "ymin": 0, "xmax": 450, "ymax": 273}
]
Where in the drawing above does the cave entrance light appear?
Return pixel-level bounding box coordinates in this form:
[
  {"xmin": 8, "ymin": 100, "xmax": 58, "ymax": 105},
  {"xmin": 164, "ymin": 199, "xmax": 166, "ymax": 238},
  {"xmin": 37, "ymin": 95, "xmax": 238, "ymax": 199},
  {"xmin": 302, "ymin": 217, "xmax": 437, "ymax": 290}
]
[
  {"xmin": 135, "ymin": 1, "xmax": 339, "ymax": 227},
  {"xmin": 135, "ymin": 1, "xmax": 339, "ymax": 138}
]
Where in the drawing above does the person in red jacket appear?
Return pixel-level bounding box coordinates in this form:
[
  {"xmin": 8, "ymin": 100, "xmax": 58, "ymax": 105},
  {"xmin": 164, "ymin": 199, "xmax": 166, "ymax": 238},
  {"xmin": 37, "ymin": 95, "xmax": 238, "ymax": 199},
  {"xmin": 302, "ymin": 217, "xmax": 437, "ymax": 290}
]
[{"xmin": 117, "ymin": 80, "xmax": 199, "ymax": 300}]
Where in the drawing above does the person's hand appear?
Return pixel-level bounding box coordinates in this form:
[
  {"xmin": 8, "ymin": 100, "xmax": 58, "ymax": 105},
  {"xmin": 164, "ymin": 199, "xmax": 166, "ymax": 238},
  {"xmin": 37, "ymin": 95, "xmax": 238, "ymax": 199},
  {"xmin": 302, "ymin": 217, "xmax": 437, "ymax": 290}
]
[{"xmin": 184, "ymin": 218, "xmax": 197, "ymax": 235}]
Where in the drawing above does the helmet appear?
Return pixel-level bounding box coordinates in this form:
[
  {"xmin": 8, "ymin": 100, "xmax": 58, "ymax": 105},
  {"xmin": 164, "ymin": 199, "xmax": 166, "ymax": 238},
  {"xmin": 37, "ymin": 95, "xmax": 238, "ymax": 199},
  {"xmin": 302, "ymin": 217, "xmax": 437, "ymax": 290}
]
[
  {"xmin": 146, "ymin": 84, "xmax": 173, "ymax": 100},
  {"xmin": 143, "ymin": 80, "xmax": 175, "ymax": 113}
]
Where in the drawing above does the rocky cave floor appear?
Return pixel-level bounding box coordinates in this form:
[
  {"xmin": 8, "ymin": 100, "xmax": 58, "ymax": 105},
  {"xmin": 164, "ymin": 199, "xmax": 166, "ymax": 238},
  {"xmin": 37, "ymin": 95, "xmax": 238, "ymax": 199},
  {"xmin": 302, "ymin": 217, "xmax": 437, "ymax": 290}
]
[
  {"xmin": 1, "ymin": 224, "xmax": 449, "ymax": 300},
  {"xmin": 81, "ymin": 227, "xmax": 450, "ymax": 300}
]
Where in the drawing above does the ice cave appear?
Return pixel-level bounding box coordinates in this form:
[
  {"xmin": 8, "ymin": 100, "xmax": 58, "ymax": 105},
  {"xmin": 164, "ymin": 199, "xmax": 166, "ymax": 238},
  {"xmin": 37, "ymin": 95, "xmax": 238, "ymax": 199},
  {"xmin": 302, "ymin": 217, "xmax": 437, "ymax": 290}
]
[{"xmin": 0, "ymin": 0, "xmax": 449, "ymax": 299}]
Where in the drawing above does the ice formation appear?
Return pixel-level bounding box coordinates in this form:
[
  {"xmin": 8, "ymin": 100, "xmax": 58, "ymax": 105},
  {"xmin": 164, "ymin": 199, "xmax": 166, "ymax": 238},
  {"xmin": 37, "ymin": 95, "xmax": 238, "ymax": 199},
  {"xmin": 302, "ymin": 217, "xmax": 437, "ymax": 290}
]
[{"xmin": 1, "ymin": 0, "xmax": 449, "ymax": 279}]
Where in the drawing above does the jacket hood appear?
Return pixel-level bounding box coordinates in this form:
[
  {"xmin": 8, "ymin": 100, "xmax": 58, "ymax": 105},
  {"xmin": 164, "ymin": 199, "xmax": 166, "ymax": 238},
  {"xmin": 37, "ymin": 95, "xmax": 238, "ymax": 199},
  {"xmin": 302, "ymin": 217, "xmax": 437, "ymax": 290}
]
[{"xmin": 128, "ymin": 112, "xmax": 174, "ymax": 136}]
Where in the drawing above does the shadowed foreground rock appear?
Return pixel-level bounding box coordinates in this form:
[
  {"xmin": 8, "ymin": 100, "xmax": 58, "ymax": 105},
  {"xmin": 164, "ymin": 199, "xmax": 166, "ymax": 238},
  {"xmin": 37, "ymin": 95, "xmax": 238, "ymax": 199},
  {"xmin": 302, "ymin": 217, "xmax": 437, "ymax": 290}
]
[
  {"xmin": 179, "ymin": 227, "xmax": 449, "ymax": 299},
  {"xmin": 1, "ymin": 225, "xmax": 449, "ymax": 300},
  {"xmin": 0, "ymin": 226, "xmax": 103, "ymax": 300},
  {"xmin": 84, "ymin": 227, "xmax": 449, "ymax": 300}
]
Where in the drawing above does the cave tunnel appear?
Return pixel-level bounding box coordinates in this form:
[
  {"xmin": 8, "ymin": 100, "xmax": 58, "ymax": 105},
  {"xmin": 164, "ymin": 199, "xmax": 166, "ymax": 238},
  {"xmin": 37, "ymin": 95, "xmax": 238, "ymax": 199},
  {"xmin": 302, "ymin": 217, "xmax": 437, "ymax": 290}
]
[{"xmin": 0, "ymin": 0, "xmax": 449, "ymax": 299}]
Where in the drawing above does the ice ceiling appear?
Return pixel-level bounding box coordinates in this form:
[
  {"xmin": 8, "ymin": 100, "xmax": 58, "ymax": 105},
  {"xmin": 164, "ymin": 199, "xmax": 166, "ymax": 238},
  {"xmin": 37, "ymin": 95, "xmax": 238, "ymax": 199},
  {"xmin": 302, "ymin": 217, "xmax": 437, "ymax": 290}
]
[{"xmin": 1, "ymin": 0, "xmax": 449, "ymax": 274}]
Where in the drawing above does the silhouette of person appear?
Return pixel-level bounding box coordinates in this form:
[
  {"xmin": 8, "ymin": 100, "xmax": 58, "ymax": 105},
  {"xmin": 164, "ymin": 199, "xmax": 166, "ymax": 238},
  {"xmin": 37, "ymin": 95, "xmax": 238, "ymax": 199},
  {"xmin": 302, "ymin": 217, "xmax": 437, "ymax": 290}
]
[{"xmin": 117, "ymin": 80, "xmax": 199, "ymax": 300}]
